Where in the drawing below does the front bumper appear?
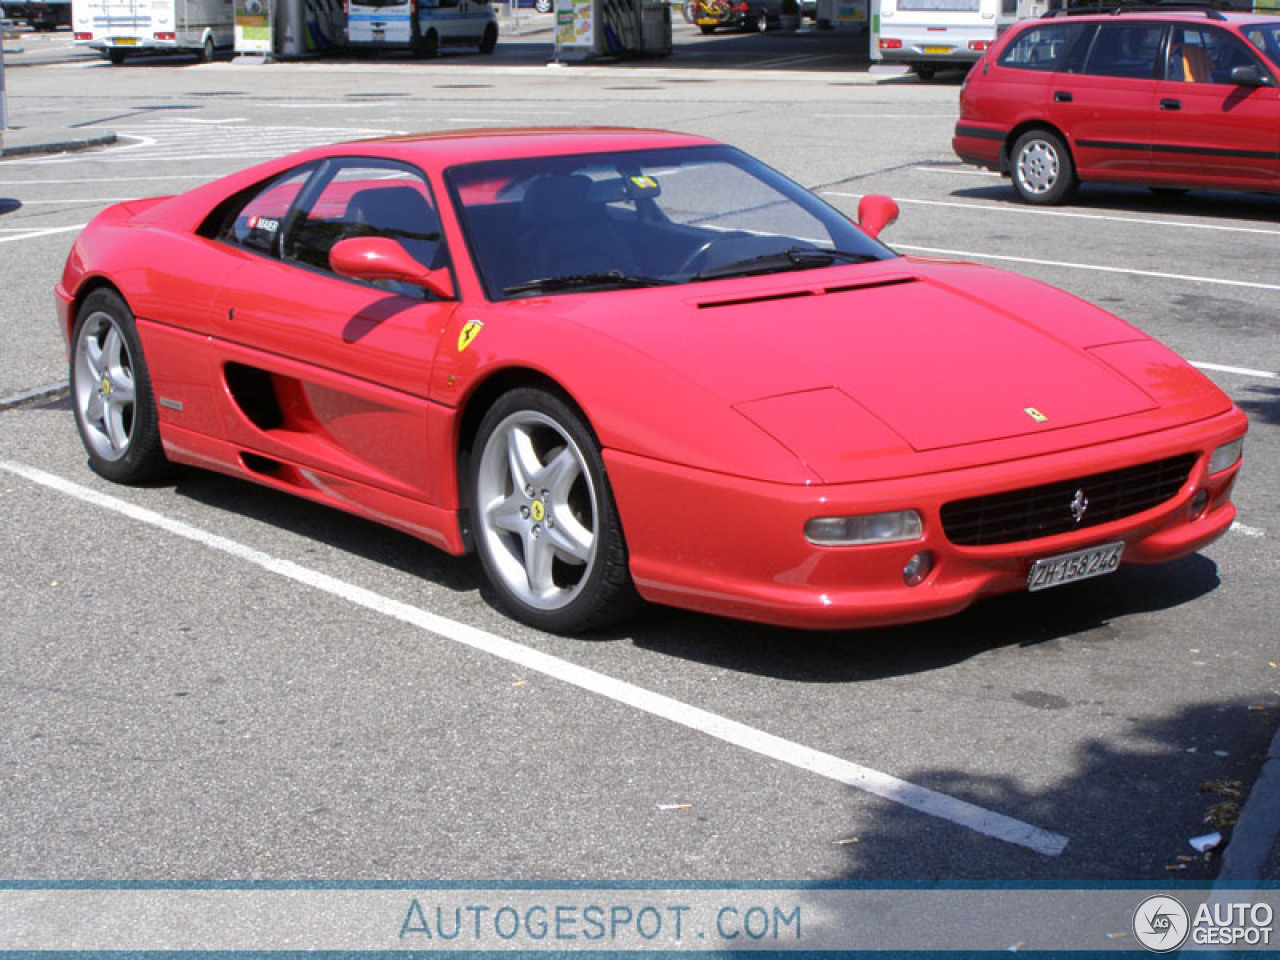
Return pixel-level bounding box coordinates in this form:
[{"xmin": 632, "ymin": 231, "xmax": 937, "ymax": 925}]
[{"xmin": 607, "ymin": 408, "xmax": 1247, "ymax": 630}]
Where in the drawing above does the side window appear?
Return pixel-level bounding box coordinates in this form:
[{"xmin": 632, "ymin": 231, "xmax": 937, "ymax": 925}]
[
  {"xmin": 1083, "ymin": 23, "xmax": 1164, "ymax": 80},
  {"xmin": 1168, "ymin": 25, "xmax": 1262, "ymax": 84},
  {"xmin": 997, "ymin": 23, "xmax": 1088, "ymax": 72},
  {"xmin": 218, "ymin": 169, "xmax": 313, "ymax": 256},
  {"xmin": 281, "ymin": 162, "xmax": 445, "ymax": 295}
]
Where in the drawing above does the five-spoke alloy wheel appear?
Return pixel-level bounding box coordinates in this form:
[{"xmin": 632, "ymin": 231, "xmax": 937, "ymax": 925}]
[
  {"xmin": 470, "ymin": 388, "xmax": 636, "ymax": 633},
  {"xmin": 70, "ymin": 289, "xmax": 167, "ymax": 483}
]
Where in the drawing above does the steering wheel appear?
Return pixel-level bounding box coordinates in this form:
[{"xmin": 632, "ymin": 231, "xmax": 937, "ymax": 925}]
[{"xmin": 677, "ymin": 233, "xmax": 749, "ymax": 275}]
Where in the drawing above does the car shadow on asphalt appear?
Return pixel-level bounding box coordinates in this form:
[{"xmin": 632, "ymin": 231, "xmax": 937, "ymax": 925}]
[
  {"xmin": 949, "ymin": 183, "xmax": 1280, "ymax": 222},
  {"xmin": 817, "ymin": 694, "xmax": 1277, "ymax": 882},
  {"xmin": 152, "ymin": 439, "xmax": 1226, "ymax": 682},
  {"xmin": 624, "ymin": 553, "xmax": 1222, "ymax": 683}
]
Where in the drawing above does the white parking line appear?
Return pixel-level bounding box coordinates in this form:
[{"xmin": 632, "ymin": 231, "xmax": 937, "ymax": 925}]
[
  {"xmin": 826, "ymin": 191, "xmax": 1280, "ymax": 238},
  {"xmin": 896, "ymin": 244, "xmax": 1280, "ymax": 293},
  {"xmin": 0, "ymin": 225, "xmax": 86, "ymax": 244},
  {"xmin": 1192, "ymin": 362, "xmax": 1280, "ymax": 381},
  {"xmin": 0, "ymin": 456, "xmax": 1070, "ymax": 858},
  {"xmin": 0, "ymin": 175, "xmax": 211, "ymax": 185}
]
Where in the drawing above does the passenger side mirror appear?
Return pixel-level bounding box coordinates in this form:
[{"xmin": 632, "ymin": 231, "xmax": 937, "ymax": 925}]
[
  {"xmin": 1229, "ymin": 64, "xmax": 1275, "ymax": 87},
  {"xmin": 857, "ymin": 195, "xmax": 901, "ymax": 240},
  {"xmin": 329, "ymin": 236, "xmax": 454, "ymax": 300}
]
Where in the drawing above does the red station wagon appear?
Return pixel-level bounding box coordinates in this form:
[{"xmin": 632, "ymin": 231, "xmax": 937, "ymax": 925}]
[{"xmin": 953, "ymin": 7, "xmax": 1280, "ymax": 204}]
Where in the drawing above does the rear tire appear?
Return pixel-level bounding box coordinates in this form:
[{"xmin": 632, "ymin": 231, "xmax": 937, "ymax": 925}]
[
  {"xmin": 699, "ymin": 22, "xmax": 715, "ymax": 33},
  {"xmin": 198, "ymin": 34, "xmax": 215, "ymax": 62},
  {"xmin": 755, "ymin": 9, "xmax": 767, "ymax": 31},
  {"xmin": 1010, "ymin": 129, "xmax": 1077, "ymax": 205},
  {"xmin": 479, "ymin": 21, "xmax": 497, "ymax": 53},
  {"xmin": 108, "ymin": 49, "xmax": 127, "ymax": 64},
  {"xmin": 413, "ymin": 25, "xmax": 438, "ymax": 58}
]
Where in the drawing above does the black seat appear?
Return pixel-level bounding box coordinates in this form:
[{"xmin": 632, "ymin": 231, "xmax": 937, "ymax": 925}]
[
  {"xmin": 516, "ymin": 174, "xmax": 639, "ymax": 280},
  {"xmin": 343, "ymin": 185, "xmax": 443, "ymax": 270}
]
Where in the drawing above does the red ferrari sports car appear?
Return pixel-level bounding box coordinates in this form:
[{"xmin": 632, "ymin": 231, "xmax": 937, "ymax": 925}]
[{"xmin": 56, "ymin": 127, "xmax": 1247, "ymax": 633}]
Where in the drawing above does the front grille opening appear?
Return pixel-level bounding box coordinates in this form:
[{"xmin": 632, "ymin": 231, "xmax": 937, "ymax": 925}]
[{"xmin": 940, "ymin": 453, "xmax": 1197, "ymax": 547}]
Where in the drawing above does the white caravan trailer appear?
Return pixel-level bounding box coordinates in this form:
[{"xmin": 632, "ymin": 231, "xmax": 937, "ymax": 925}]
[
  {"xmin": 870, "ymin": 0, "xmax": 1043, "ymax": 79},
  {"xmin": 72, "ymin": 0, "xmax": 234, "ymax": 62}
]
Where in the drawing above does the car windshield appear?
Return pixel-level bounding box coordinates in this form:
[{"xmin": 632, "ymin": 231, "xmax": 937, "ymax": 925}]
[
  {"xmin": 445, "ymin": 144, "xmax": 896, "ymax": 300},
  {"xmin": 1242, "ymin": 22, "xmax": 1280, "ymax": 70}
]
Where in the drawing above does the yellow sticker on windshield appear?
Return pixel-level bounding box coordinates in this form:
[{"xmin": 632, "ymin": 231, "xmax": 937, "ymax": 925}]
[{"xmin": 457, "ymin": 320, "xmax": 483, "ymax": 352}]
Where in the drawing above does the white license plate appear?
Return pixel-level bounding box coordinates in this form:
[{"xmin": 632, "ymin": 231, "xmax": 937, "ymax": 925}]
[{"xmin": 1027, "ymin": 542, "xmax": 1123, "ymax": 592}]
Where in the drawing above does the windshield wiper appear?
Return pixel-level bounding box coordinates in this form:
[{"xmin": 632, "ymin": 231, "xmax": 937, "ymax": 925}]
[
  {"xmin": 504, "ymin": 271, "xmax": 671, "ymax": 296},
  {"xmin": 691, "ymin": 247, "xmax": 882, "ymax": 282}
]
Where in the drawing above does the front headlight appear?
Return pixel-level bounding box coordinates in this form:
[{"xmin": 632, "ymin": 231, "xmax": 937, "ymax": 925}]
[
  {"xmin": 805, "ymin": 510, "xmax": 923, "ymax": 547},
  {"xmin": 1208, "ymin": 437, "xmax": 1244, "ymax": 475}
]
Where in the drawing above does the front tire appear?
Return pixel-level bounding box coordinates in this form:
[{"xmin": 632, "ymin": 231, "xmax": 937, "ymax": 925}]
[
  {"xmin": 479, "ymin": 21, "xmax": 497, "ymax": 53},
  {"xmin": 699, "ymin": 22, "xmax": 716, "ymax": 34},
  {"xmin": 198, "ymin": 34, "xmax": 215, "ymax": 62},
  {"xmin": 70, "ymin": 288, "xmax": 168, "ymax": 484},
  {"xmin": 1010, "ymin": 129, "xmax": 1077, "ymax": 205},
  {"xmin": 469, "ymin": 388, "xmax": 638, "ymax": 634}
]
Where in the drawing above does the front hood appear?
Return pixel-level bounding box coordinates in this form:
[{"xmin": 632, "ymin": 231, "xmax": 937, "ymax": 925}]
[{"xmin": 605, "ymin": 263, "xmax": 1157, "ymax": 450}]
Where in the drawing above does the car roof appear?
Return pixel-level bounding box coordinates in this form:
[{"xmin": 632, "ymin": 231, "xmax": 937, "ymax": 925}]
[
  {"xmin": 137, "ymin": 127, "xmax": 723, "ymax": 232},
  {"xmin": 325, "ymin": 126, "xmax": 721, "ymax": 166},
  {"xmin": 1035, "ymin": 6, "xmax": 1269, "ymax": 27}
]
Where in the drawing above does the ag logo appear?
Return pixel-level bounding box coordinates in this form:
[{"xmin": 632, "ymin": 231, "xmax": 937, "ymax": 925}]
[{"xmin": 1133, "ymin": 895, "xmax": 1190, "ymax": 953}]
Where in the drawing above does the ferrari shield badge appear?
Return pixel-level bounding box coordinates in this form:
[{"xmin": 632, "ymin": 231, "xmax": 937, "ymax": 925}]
[{"xmin": 457, "ymin": 320, "xmax": 484, "ymax": 353}]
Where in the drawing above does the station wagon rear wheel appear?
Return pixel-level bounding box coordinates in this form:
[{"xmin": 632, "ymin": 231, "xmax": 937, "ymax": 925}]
[
  {"xmin": 470, "ymin": 388, "xmax": 637, "ymax": 634},
  {"xmin": 1011, "ymin": 129, "xmax": 1076, "ymax": 205},
  {"xmin": 70, "ymin": 289, "xmax": 168, "ymax": 484}
]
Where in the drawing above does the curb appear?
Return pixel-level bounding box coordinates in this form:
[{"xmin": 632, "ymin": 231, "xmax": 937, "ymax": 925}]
[
  {"xmin": 0, "ymin": 131, "xmax": 117, "ymax": 158},
  {"xmin": 1215, "ymin": 720, "xmax": 1280, "ymax": 885}
]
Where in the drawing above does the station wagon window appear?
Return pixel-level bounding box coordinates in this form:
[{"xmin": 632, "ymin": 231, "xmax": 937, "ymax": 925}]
[
  {"xmin": 1243, "ymin": 22, "xmax": 1280, "ymax": 69},
  {"xmin": 998, "ymin": 23, "xmax": 1090, "ymax": 71},
  {"xmin": 1083, "ymin": 23, "xmax": 1164, "ymax": 80},
  {"xmin": 1167, "ymin": 25, "xmax": 1263, "ymax": 83}
]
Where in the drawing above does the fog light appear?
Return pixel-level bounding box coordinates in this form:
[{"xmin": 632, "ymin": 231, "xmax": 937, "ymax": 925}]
[
  {"xmin": 1190, "ymin": 489, "xmax": 1210, "ymax": 521},
  {"xmin": 1208, "ymin": 437, "xmax": 1243, "ymax": 475},
  {"xmin": 904, "ymin": 551, "xmax": 934, "ymax": 587},
  {"xmin": 805, "ymin": 510, "xmax": 922, "ymax": 546}
]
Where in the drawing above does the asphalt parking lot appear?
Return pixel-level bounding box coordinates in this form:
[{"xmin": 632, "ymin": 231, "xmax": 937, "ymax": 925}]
[{"xmin": 1, "ymin": 20, "xmax": 1278, "ymax": 888}]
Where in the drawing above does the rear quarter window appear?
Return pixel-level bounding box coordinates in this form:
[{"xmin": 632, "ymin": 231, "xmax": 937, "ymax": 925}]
[{"xmin": 997, "ymin": 23, "xmax": 1091, "ymax": 71}]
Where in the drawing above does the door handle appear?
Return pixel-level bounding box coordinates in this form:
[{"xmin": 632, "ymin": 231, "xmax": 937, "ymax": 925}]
[
  {"xmin": 1160, "ymin": 98, "xmax": 1182, "ymax": 110},
  {"xmin": 1054, "ymin": 90, "xmax": 1073, "ymax": 102}
]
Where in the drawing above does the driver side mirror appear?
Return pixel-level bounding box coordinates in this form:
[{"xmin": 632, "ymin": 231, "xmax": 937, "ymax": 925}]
[
  {"xmin": 857, "ymin": 195, "xmax": 900, "ymax": 239},
  {"xmin": 1230, "ymin": 64, "xmax": 1276, "ymax": 87},
  {"xmin": 330, "ymin": 236, "xmax": 455, "ymax": 300}
]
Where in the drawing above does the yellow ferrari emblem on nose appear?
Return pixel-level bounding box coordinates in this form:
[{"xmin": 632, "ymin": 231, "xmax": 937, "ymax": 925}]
[
  {"xmin": 1025, "ymin": 407, "xmax": 1049, "ymax": 423},
  {"xmin": 457, "ymin": 320, "xmax": 483, "ymax": 352}
]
